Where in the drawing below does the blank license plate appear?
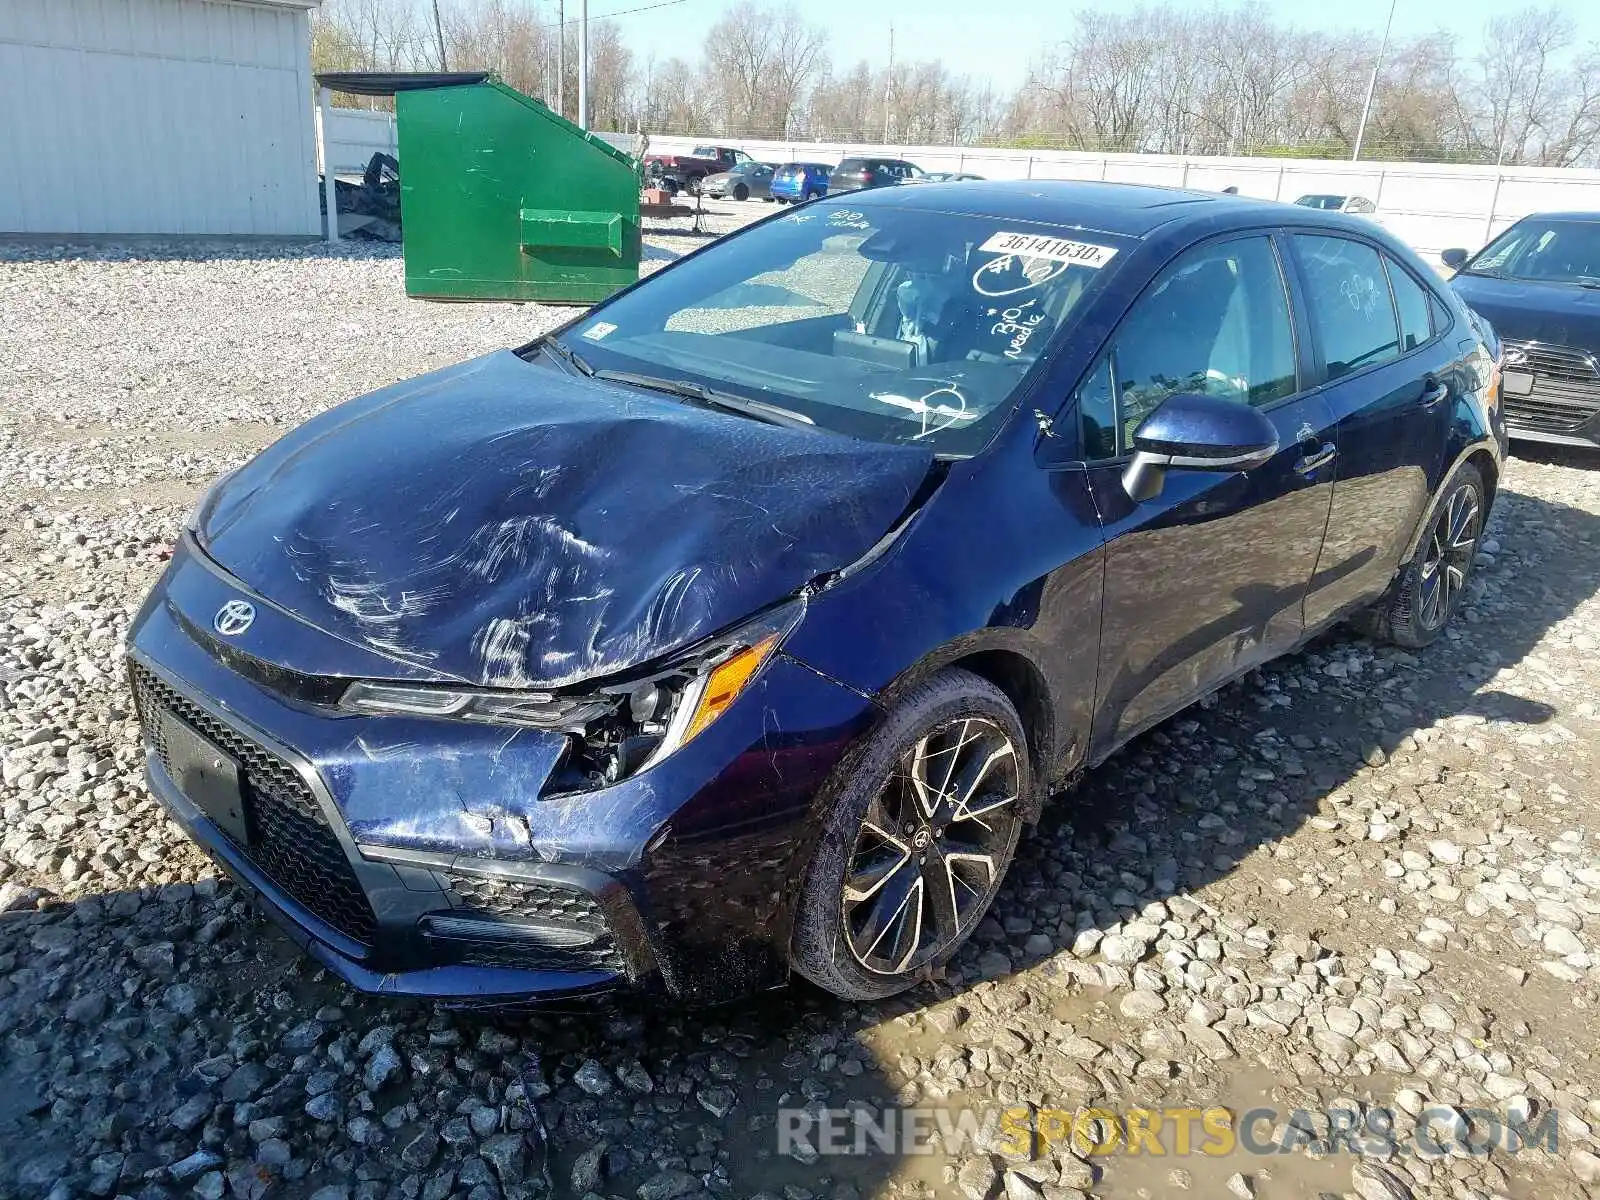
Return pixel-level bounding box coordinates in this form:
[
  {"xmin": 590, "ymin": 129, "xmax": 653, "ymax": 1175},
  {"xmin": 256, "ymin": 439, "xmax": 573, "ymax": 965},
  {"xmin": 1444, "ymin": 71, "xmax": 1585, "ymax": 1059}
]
[
  {"xmin": 1502, "ymin": 369, "xmax": 1535, "ymax": 396},
  {"xmin": 161, "ymin": 712, "xmax": 250, "ymax": 847}
]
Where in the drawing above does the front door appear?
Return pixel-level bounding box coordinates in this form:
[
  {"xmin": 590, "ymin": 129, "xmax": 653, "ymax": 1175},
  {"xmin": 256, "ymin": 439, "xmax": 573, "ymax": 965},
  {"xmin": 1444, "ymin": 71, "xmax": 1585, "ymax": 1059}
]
[{"xmin": 1074, "ymin": 233, "xmax": 1339, "ymax": 757}]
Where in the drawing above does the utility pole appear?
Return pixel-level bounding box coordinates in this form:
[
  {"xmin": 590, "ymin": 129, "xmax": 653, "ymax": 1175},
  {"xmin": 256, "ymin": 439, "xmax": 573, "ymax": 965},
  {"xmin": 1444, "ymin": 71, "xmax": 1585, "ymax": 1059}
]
[
  {"xmin": 1352, "ymin": 0, "xmax": 1398, "ymax": 162},
  {"xmin": 883, "ymin": 23, "xmax": 894, "ymax": 144},
  {"xmin": 578, "ymin": 0, "xmax": 589, "ymax": 129},
  {"xmin": 557, "ymin": 0, "xmax": 565, "ymax": 119},
  {"xmin": 431, "ymin": 0, "xmax": 448, "ymax": 70}
]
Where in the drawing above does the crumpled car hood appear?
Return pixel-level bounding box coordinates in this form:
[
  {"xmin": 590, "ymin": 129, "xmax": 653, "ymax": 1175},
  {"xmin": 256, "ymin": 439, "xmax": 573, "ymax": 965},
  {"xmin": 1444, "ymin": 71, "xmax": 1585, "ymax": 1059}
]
[{"xmin": 201, "ymin": 350, "xmax": 934, "ymax": 688}]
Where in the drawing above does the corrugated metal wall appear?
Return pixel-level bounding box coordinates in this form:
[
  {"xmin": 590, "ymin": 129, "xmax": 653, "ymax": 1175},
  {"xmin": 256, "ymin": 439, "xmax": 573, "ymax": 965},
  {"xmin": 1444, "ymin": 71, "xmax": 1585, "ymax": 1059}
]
[{"xmin": 0, "ymin": 0, "xmax": 321, "ymax": 236}]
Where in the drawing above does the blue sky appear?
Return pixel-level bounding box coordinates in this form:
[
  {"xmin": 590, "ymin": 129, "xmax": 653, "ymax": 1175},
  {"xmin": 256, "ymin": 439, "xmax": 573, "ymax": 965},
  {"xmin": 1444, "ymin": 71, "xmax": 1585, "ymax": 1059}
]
[{"xmin": 588, "ymin": 0, "xmax": 1600, "ymax": 91}]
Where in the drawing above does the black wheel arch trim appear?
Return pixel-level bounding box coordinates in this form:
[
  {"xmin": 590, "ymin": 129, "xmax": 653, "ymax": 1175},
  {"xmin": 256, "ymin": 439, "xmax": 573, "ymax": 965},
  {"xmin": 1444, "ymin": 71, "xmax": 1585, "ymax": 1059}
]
[{"xmin": 1398, "ymin": 438, "xmax": 1501, "ymax": 569}]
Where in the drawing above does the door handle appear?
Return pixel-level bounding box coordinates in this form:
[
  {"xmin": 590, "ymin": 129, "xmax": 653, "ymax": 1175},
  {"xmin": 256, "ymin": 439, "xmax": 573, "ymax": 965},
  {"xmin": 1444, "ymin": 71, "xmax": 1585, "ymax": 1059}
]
[
  {"xmin": 1421, "ymin": 376, "xmax": 1450, "ymax": 408},
  {"xmin": 1294, "ymin": 442, "xmax": 1337, "ymax": 475}
]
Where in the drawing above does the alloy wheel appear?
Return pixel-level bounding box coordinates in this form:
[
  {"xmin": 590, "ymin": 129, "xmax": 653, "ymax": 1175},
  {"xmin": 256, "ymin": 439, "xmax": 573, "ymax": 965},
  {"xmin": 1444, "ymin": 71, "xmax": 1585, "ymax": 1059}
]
[
  {"xmin": 840, "ymin": 717, "xmax": 1022, "ymax": 976},
  {"xmin": 1418, "ymin": 482, "xmax": 1481, "ymax": 630}
]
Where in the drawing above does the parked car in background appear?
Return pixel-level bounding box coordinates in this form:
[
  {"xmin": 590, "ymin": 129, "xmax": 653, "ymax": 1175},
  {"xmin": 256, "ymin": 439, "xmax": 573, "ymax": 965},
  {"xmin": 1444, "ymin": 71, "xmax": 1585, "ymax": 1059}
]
[
  {"xmin": 703, "ymin": 161, "xmax": 776, "ymax": 202},
  {"xmin": 770, "ymin": 162, "xmax": 832, "ymax": 203},
  {"xmin": 1443, "ymin": 211, "xmax": 1600, "ymax": 448},
  {"xmin": 130, "ymin": 181, "xmax": 1504, "ymax": 1007},
  {"xmin": 643, "ymin": 145, "xmax": 751, "ymax": 194},
  {"xmin": 1294, "ymin": 194, "xmax": 1377, "ymax": 214},
  {"xmin": 923, "ymin": 171, "xmax": 986, "ymax": 182},
  {"xmin": 827, "ymin": 157, "xmax": 925, "ymax": 193}
]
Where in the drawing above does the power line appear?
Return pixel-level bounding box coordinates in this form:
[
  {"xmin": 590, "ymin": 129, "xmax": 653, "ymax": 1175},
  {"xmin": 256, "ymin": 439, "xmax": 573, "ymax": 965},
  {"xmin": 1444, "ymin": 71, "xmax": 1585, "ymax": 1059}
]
[{"xmin": 541, "ymin": 0, "xmax": 686, "ymax": 27}]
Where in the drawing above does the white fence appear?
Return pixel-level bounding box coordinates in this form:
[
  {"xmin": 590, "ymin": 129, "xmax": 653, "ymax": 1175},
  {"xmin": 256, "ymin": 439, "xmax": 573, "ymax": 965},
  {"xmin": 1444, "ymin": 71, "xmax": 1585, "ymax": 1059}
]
[
  {"xmin": 316, "ymin": 109, "xmax": 1600, "ymax": 263},
  {"xmin": 643, "ymin": 135, "xmax": 1600, "ymax": 263},
  {"xmin": 319, "ymin": 107, "xmax": 641, "ymax": 176},
  {"xmin": 318, "ymin": 107, "xmax": 398, "ymax": 177}
]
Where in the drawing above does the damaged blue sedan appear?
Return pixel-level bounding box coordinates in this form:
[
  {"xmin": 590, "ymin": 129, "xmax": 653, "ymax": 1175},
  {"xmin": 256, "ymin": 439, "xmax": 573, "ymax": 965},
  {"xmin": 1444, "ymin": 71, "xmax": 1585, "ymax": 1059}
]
[{"xmin": 129, "ymin": 181, "xmax": 1505, "ymax": 1005}]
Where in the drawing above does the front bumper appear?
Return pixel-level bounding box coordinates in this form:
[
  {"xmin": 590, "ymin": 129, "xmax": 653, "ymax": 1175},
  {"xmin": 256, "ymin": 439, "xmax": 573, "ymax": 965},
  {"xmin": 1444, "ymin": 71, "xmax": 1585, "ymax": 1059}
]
[
  {"xmin": 1500, "ymin": 338, "xmax": 1600, "ymax": 448},
  {"xmin": 1504, "ymin": 416, "xmax": 1600, "ymax": 448},
  {"xmin": 127, "ymin": 536, "xmax": 879, "ymax": 1005},
  {"xmin": 133, "ymin": 654, "xmax": 646, "ymax": 1004}
]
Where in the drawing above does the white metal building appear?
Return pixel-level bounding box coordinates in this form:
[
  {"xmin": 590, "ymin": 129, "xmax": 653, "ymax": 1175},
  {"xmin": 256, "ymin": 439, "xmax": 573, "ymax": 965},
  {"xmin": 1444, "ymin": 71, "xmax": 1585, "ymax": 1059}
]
[{"xmin": 0, "ymin": 0, "xmax": 322, "ymax": 238}]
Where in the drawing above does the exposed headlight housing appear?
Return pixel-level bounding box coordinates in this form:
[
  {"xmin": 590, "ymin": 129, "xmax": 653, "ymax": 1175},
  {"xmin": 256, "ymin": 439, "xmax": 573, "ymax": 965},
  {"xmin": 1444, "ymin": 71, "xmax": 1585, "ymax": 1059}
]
[{"xmin": 336, "ymin": 598, "xmax": 806, "ymax": 795}]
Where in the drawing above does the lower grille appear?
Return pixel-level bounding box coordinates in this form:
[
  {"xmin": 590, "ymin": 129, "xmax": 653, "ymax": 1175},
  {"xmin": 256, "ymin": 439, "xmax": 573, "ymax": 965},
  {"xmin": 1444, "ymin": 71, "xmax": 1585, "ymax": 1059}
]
[
  {"xmin": 433, "ymin": 873, "xmax": 625, "ymax": 974},
  {"xmin": 130, "ymin": 663, "xmax": 378, "ymax": 946},
  {"xmin": 1503, "ymin": 338, "xmax": 1600, "ymax": 433}
]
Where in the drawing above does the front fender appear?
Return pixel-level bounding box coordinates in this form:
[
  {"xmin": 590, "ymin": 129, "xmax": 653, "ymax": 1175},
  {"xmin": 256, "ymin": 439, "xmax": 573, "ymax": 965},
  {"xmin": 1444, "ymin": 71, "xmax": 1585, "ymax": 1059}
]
[{"xmin": 785, "ymin": 438, "xmax": 1104, "ymax": 791}]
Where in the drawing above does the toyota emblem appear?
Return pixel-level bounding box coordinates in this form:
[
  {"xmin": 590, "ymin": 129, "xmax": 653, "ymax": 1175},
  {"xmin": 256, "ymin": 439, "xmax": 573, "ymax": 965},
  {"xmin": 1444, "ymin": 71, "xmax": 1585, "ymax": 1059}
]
[{"xmin": 213, "ymin": 599, "xmax": 256, "ymax": 636}]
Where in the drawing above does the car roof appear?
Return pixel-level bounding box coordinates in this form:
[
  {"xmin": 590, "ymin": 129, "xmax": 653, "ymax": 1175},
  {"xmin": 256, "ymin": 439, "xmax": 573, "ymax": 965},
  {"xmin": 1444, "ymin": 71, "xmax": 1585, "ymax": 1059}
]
[
  {"xmin": 840, "ymin": 179, "xmax": 1326, "ymax": 238},
  {"xmin": 1513, "ymin": 211, "xmax": 1600, "ymax": 223}
]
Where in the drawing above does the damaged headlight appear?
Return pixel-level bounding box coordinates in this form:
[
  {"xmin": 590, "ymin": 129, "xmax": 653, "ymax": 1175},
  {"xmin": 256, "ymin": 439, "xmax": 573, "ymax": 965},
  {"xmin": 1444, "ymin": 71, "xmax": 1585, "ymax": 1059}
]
[{"xmin": 337, "ymin": 598, "xmax": 806, "ymax": 794}]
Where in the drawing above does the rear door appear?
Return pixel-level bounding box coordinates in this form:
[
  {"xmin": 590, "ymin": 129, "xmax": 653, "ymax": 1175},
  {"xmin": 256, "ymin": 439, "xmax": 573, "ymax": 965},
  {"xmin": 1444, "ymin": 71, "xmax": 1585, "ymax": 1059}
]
[
  {"xmin": 1289, "ymin": 233, "xmax": 1457, "ymax": 629},
  {"xmin": 1078, "ymin": 232, "xmax": 1340, "ymax": 755}
]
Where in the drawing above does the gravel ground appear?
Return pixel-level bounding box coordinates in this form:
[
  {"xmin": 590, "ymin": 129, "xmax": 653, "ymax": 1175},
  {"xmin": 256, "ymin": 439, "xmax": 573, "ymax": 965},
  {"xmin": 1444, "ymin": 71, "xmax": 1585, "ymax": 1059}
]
[{"xmin": 3, "ymin": 207, "xmax": 1600, "ymax": 1200}]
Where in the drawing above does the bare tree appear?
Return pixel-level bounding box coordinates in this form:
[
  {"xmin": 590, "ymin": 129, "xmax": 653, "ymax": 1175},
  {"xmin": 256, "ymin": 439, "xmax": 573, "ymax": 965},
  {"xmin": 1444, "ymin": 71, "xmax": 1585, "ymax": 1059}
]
[
  {"xmin": 703, "ymin": 2, "xmax": 827, "ymax": 137},
  {"xmin": 310, "ymin": 0, "xmax": 1600, "ymax": 169},
  {"xmin": 1463, "ymin": 7, "xmax": 1600, "ymax": 165}
]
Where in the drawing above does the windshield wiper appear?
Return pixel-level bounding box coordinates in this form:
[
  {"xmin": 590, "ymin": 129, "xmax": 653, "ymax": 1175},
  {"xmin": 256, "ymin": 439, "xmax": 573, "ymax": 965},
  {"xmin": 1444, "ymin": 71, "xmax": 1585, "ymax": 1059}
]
[
  {"xmin": 542, "ymin": 337, "xmax": 595, "ymax": 376},
  {"xmin": 593, "ymin": 369, "xmax": 815, "ymax": 430}
]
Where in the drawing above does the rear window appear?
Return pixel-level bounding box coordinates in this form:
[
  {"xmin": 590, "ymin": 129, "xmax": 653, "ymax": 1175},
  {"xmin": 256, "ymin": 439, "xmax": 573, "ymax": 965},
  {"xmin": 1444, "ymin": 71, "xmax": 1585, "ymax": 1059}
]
[{"xmin": 837, "ymin": 159, "xmax": 868, "ymax": 172}]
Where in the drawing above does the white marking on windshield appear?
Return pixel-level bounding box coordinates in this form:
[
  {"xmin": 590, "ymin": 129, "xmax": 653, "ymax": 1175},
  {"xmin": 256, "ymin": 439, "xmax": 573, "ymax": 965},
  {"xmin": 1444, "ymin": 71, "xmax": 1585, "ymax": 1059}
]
[{"xmin": 868, "ymin": 385, "xmax": 979, "ymax": 440}]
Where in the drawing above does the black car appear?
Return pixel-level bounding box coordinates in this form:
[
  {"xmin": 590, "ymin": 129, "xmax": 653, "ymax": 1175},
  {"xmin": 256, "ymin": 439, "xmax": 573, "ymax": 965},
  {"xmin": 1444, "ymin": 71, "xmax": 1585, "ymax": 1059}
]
[
  {"xmin": 129, "ymin": 182, "xmax": 1505, "ymax": 1007},
  {"xmin": 828, "ymin": 157, "xmax": 925, "ymax": 193},
  {"xmin": 1445, "ymin": 212, "xmax": 1600, "ymax": 447}
]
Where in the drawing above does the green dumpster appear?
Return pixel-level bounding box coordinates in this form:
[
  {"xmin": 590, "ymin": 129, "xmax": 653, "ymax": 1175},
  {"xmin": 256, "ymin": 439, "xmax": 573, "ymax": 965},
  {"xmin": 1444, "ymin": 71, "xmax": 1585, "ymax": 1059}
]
[{"xmin": 317, "ymin": 72, "xmax": 643, "ymax": 304}]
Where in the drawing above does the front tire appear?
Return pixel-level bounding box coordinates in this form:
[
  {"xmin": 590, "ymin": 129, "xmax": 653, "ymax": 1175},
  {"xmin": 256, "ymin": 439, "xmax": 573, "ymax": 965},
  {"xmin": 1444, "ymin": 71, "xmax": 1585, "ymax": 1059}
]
[
  {"xmin": 791, "ymin": 669, "xmax": 1030, "ymax": 1000},
  {"xmin": 1358, "ymin": 461, "xmax": 1487, "ymax": 649},
  {"xmin": 733, "ymin": 183, "xmax": 749, "ymax": 201},
  {"xmin": 686, "ymin": 173, "xmax": 706, "ymax": 195}
]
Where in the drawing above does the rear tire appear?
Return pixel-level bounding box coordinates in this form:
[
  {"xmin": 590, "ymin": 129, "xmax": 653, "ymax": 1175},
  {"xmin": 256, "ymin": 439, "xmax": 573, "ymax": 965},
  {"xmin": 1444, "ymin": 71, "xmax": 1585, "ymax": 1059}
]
[
  {"xmin": 686, "ymin": 173, "xmax": 706, "ymax": 195},
  {"xmin": 733, "ymin": 183, "xmax": 749, "ymax": 201},
  {"xmin": 791, "ymin": 669, "xmax": 1031, "ymax": 1000},
  {"xmin": 1356, "ymin": 461, "xmax": 1487, "ymax": 649}
]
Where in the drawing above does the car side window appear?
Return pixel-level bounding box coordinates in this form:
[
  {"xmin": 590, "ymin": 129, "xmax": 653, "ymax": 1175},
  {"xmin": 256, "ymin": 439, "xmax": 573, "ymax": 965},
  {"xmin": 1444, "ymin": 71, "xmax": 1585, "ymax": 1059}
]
[
  {"xmin": 1384, "ymin": 255, "xmax": 1433, "ymax": 351},
  {"xmin": 1428, "ymin": 291, "xmax": 1453, "ymax": 335},
  {"xmin": 1075, "ymin": 235, "xmax": 1298, "ymax": 458},
  {"xmin": 1294, "ymin": 235, "xmax": 1401, "ymax": 379}
]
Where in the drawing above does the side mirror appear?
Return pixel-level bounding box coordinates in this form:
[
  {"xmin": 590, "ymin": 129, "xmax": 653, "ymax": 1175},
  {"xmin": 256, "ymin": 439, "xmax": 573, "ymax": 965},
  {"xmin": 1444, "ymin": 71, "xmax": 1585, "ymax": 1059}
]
[
  {"xmin": 1122, "ymin": 392, "xmax": 1280, "ymax": 502},
  {"xmin": 1441, "ymin": 247, "xmax": 1469, "ymax": 271}
]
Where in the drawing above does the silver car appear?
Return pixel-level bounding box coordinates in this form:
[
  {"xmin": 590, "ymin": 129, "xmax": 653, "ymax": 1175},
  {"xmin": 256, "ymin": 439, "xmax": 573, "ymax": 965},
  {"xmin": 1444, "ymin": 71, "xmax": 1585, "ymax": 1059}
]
[{"xmin": 703, "ymin": 162, "xmax": 777, "ymax": 202}]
